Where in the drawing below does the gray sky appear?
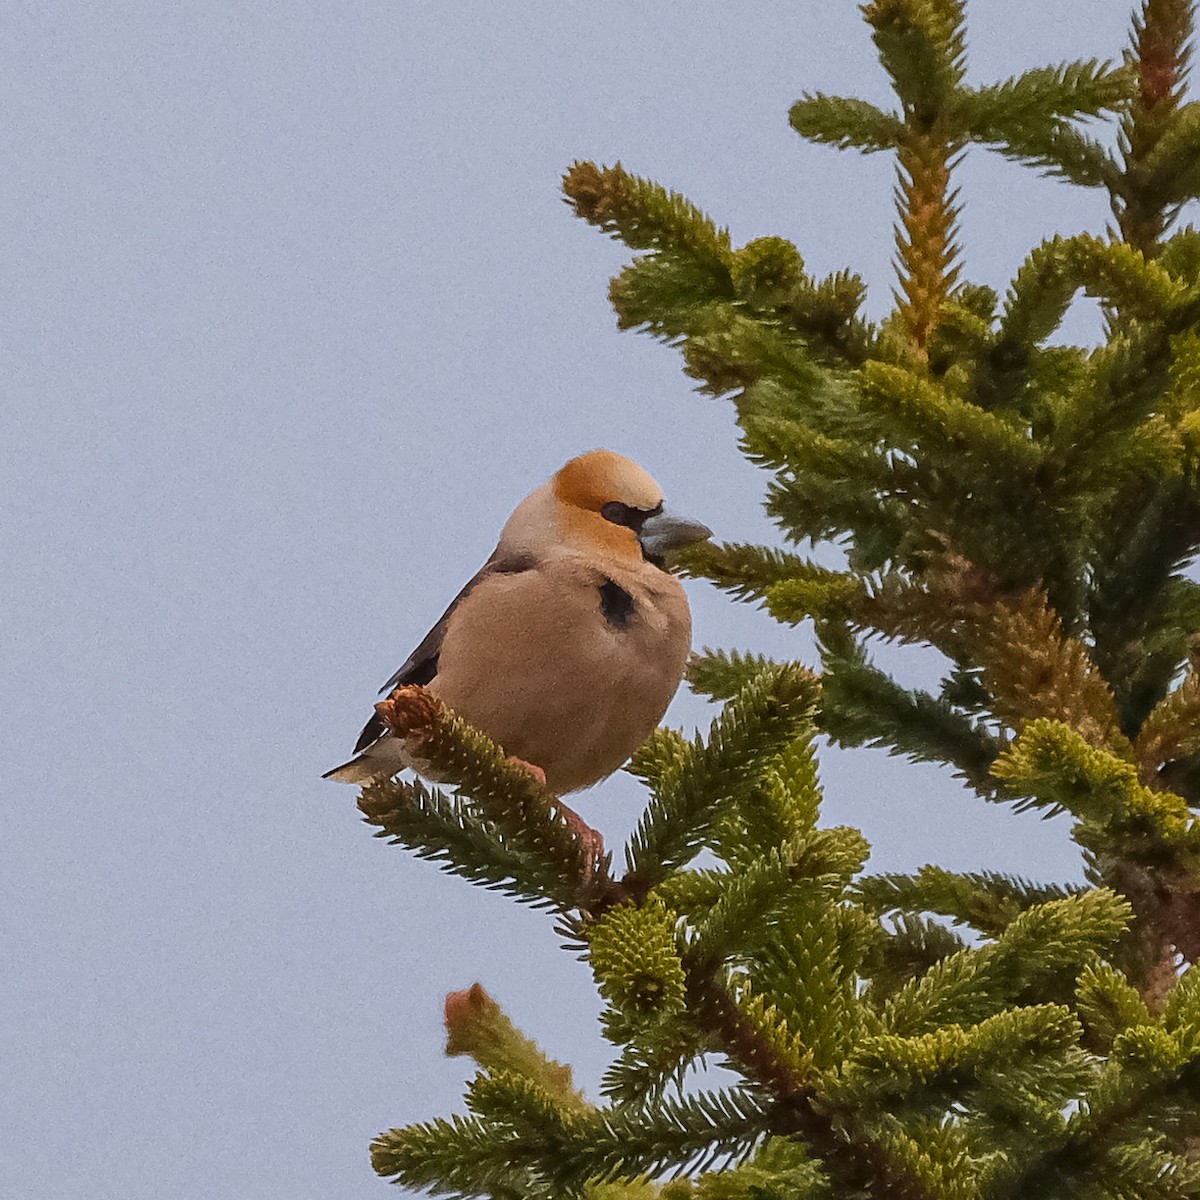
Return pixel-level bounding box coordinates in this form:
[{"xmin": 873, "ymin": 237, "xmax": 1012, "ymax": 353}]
[{"xmin": 3, "ymin": 3, "xmax": 1150, "ymax": 1197}]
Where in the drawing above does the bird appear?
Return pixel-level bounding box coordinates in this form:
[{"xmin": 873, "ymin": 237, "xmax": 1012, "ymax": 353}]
[{"xmin": 324, "ymin": 449, "xmax": 712, "ymax": 795}]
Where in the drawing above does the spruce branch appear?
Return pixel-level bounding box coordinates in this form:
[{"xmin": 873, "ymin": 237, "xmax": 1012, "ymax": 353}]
[
  {"xmin": 674, "ymin": 541, "xmax": 855, "ymax": 610},
  {"xmin": 1088, "ymin": 490, "xmax": 1200, "ymax": 737},
  {"xmin": 561, "ymin": 1087, "xmax": 775, "ymax": 1188},
  {"xmin": 1067, "ymin": 234, "xmax": 1190, "ymax": 317},
  {"xmin": 863, "ymin": 0, "xmax": 967, "ymax": 123},
  {"xmin": 624, "ymin": 666, "xmax": 821, "ymax": 883},
  {"xmin": 741, "ymin": 414, "xmax": 909, "ymax": 558},
  {"xmin": 866, "ymin": 913, "xmax": 969, "ymax": 1003},
  {"xmin": 858, "ymin": 360, "xmax": 1039, "ymax": 464},
  {"xmin": 997, "ymin": 236, "xmax": 1091, "ymax": 352},
  {"xmin": 750, "ymin": 907, "xmax": 877, "ymax": 1072},
  {"xmin": 739, "ymin": 412, "xmax": 875, "ymax": 478},
  {"xmin": 882, "ymin": 890, "xmax": 1132, "ymax": 1037},
  {"xmin": 961, "ymin": 590, "xmax": 1133, "ymax": 754},
  {"xmin": 961, "ymin": 59, "xmax": 1132, "ymax": 129},
  {"xmin": 851, "ymin": 1, "xmax": 969, "ymax": 352},
  {"xmin": 955, "ymin": 59, "xmax": 1131, "ymax": 195},
  {"xmin": 764, "ymin": 472, "xmax": 910, "ymax": 570},
  {"xmin": 663, "ymin": 1137, "xmax": 827, "ymax": 1199},
  {"xmin": 597, "ymin": 1020, "xmax": 704, "ymax": 1107},
  {"xmin": 1136, "ymin": 665, "xmax": 1200, "ymax": 783},
  {"xmin": 818, "ymin": 631, "xmax": 1006, "ymax": 797},
  {"xmin": 734, "ymin": 981, "xmax": 821, "ymax": 1082},
  {"xmin": 371, "ymin": 1109, "xmax": 536, "ymax": 1199},
  {"xmin": 464, "ymin": 1069, "xmax": 579, "ymax": 1148},
  {"xmin": 686, "ymin": 648, "xmax": 780, "ymax": 702},
  {"xmin": 609, "ymin": 258, "xmax": 735, "ymax": 341},
  {"xmin": 1115, "ymin": 0, "xmax": 1196, "ymax": 253},
  {"xmin": 831, "ymin": 1003, "xmax": 1084, "ymax": 1122},
  {"xmin": 563, "ymin": 161, "xmax": 732, "ymax": 266},
  {"xmin": 443, "ymin": 983, "xmax": 591, "ymax": 1113},
  {"xmin": 789, "ymin": 93, "xmax": 905, "ymax": 153},
  {"xmin": 857, "ymin": 867, "xmax": 1081, "ymax": 938},
  {"xmin": 1160, "ymin": 223, "xmax": 1200, "ymax": 280},
  {"xmin": 688, "ymin": 830, "xmax": 870, "ymax": 969},
  {"xmin": 363, "ymin": 686, "xmax": 608, "ymax": 909},
  {"xmin": 1070, "ymin": 304, "xmax": 1183, "ymax": 452},
  {"xmin": 680, "ymin": 306, "xmax": 830, "ymax": 399},
  {"xmin": 1076, "ymin": 960, "xmax": 1155, "ymax": 1051},
  {"xmin": 980, "ymin": 121, "xmax": 1118, "ymax": 189},
  {"xmin": 991, "ymin": 1033, "xmax": 1200, "ymax": 1200},
  {"xmin": 784, "ymin": 270, "xmax": 875, "ymax": 365},
  {"xmin": 681, "ymin": 964, "xmax": 941, "ymax": 1200},
  {"xmin": 996, "ymin": 234, "xmax": 1189, "ymax": 368},
  {"xmin": 893, "ymin": 134, "xmax": 963, "ymax": 352},
  {"xmin": 1142, "ymin": 102, "xmax": 1200, "ymax": 205},
  {"xmin": 358, "ymin": 778, "xmax": 579, "ymax": 910},
  {"xmin": 738, "ymin": 734, "xmax": 827, "ymax": 858},
  {"xmin": 374, "ymin": 995, "xmax": 591, "ymax": 1196},
  {"xmin": 729, "ymin": 237, "xmax": 807, "ymax": 310},
  {"xmin": 588, "ymin": 899, "xmax": 689, "ymax": 1031},
  {"xmin": 992, "ymin": 718, "xmax": 1193, "ymax": 849}
]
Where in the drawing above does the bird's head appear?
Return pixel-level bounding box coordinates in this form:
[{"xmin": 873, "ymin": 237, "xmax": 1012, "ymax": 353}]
[{"xmin": 547, "ymin": 449, "xmax": 712, "ymax": 567}]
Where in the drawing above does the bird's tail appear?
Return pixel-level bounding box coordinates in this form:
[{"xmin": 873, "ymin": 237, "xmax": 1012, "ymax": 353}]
[{"xmin": 321, "ymin": 755, "xmax": 387, "ymax": 784}]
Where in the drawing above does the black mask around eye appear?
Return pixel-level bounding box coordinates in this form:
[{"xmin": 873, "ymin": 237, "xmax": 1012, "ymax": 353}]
[{"xmin": 600, "ymin": 500, "xmax": 663, "ymax": 531}]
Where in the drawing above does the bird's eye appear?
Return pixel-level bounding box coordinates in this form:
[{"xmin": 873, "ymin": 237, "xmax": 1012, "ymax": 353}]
[
  {"xmin": 601, "ymin": 500, "xmax": 663, "ymax": 530},
  {"xmin": 601, "ymin": 501, "xmax": 640, "ymax": 528}
]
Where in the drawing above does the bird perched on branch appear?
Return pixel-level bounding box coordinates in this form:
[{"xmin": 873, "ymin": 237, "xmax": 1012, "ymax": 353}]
[{"xmin": 324, "ymin": 449, "xmax": 712, "ymax": 795}]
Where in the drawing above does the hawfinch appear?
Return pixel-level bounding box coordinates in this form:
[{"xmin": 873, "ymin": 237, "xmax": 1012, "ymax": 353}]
[{"xmin": 324, "ymin": 450, "xmax": 712, "ymax": 794}]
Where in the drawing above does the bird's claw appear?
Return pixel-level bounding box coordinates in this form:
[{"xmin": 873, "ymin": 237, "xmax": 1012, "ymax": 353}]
[
  {"xmin": 554, "ymin": 799, "xmax": 607, "ymax": 882},
  {"xmin": 505, "ymin": 756, "xmax": 548, "ymax": 788},
  {"xmin": 503, "ymin": 757, "xmax": 605, "ymax": 886}
]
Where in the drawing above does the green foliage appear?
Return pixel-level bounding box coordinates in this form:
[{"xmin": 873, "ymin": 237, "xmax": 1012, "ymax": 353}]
[
  {"xmin": 686, "ymin": 648, "xmax": 780, "ymax": 701},
  {"xmin": 817, "ymin": 630, "xmax": 1006, "ymax": 796},
  {"xmin": 360, "ymin": 1, "xmax": 1200, "ymax": 1197},
  {"xmin": 1146, "ymin": 104, "xmax": 1200, "ymax": 205},
  {"xmin": 365, "ymin": 661, "xmax": 1188, "ymax": 1198},
  {"xmin": 963, "ymin": 59, "xmax": 1132, "ymax": 128},
  {"xmin": 443, "ymin": 984, "xmax": 589, "ymax": 1111},
  {"xmin": 833, "ymin": 1003, "xmax": 1086, "ymax": 1122},
  {"xmin": 880, "ymin": 890, "xmax": 1132, "ymax": 1036},
  {"xmin": 589, "ymin": 900, "xmax": 688, "ymax": 1032},
  {"xmin": 624, "ymin": 665, "xmax": 821, "ymax": 882},
  {"xmin": 563, "ymin": 160, "xmax": 731, "ymax": 266},
  {"xmin": 864, "ymin": 0, "xmax": 967, "ymax": 119},
  {"xmin": 1076, "ymin": 961, "xmax": 1154, "ymax": 1049},
  {"xmin": 356, "ymin": 700, "xmax": 601, "ymax": 908},
  {"xmin": 992, "ymin": 717, "xmax": 1194, "ymax": 851},
  {"xmin": 660, "ymin": 1137, "xmax": 826, "ymax": 1199},
  {"xmin": 789, "ymin": 93, "xmax": 905, "ymax": 153},
  {"xmin": 857, "ymin": 866, "xmax": 1081, "ymax": 937},
  {"xmin": 358, "ymin": 778, "xmax": 582, "ymax": 910},
  {"xmin": 675, "ymin": 542, "xmax": 849, "ymax": 609}
]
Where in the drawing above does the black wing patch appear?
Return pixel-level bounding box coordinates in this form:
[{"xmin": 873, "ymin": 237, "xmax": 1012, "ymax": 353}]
[
  {"xmin": 353, "ymin": 714, "xmax": 389, "ymax": 755},
  {"xmin": 599, "ymin": 578, "xmax": 635, "ymax": 629},
  {"xmin": 353, "ymin": 550, "xmax": 537, "ymax": 754}
]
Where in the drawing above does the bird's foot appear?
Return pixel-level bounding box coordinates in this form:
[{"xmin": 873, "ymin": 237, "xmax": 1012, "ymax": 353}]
[
  {"xmin": 503, "ymin": 757, "xmax": 604, "ymax": 883},
  {"xmin": 504, "ymin": 756, "xmax": 547, "ymax": 788},
  {"xmin": 553, "ymin": 799, "xmax": 607, "ymax": 879}
]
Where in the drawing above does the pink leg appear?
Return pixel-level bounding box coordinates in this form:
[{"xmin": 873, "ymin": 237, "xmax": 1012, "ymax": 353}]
[
  {"xmin": 504, "ymin": 757, "xmax": 606, "ymax": 875},
  {"xmin": 505, "ymin": 756, "xmax": 547, "ymax": 787},
  {"xmin": 553, "ymin": 799, "xmax": 607, "ymax": 877}
]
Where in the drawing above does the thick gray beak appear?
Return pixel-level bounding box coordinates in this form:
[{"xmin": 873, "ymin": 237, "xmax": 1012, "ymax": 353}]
[{"xmin": 638, "ymin": 507, "xmax": 713, "ymax": 559}]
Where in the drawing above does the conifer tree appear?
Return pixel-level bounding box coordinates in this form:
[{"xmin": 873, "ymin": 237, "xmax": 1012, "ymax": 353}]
[{"xmin": 359, "ymin": 3, "xmax": 1200, "ymax": 1196}]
